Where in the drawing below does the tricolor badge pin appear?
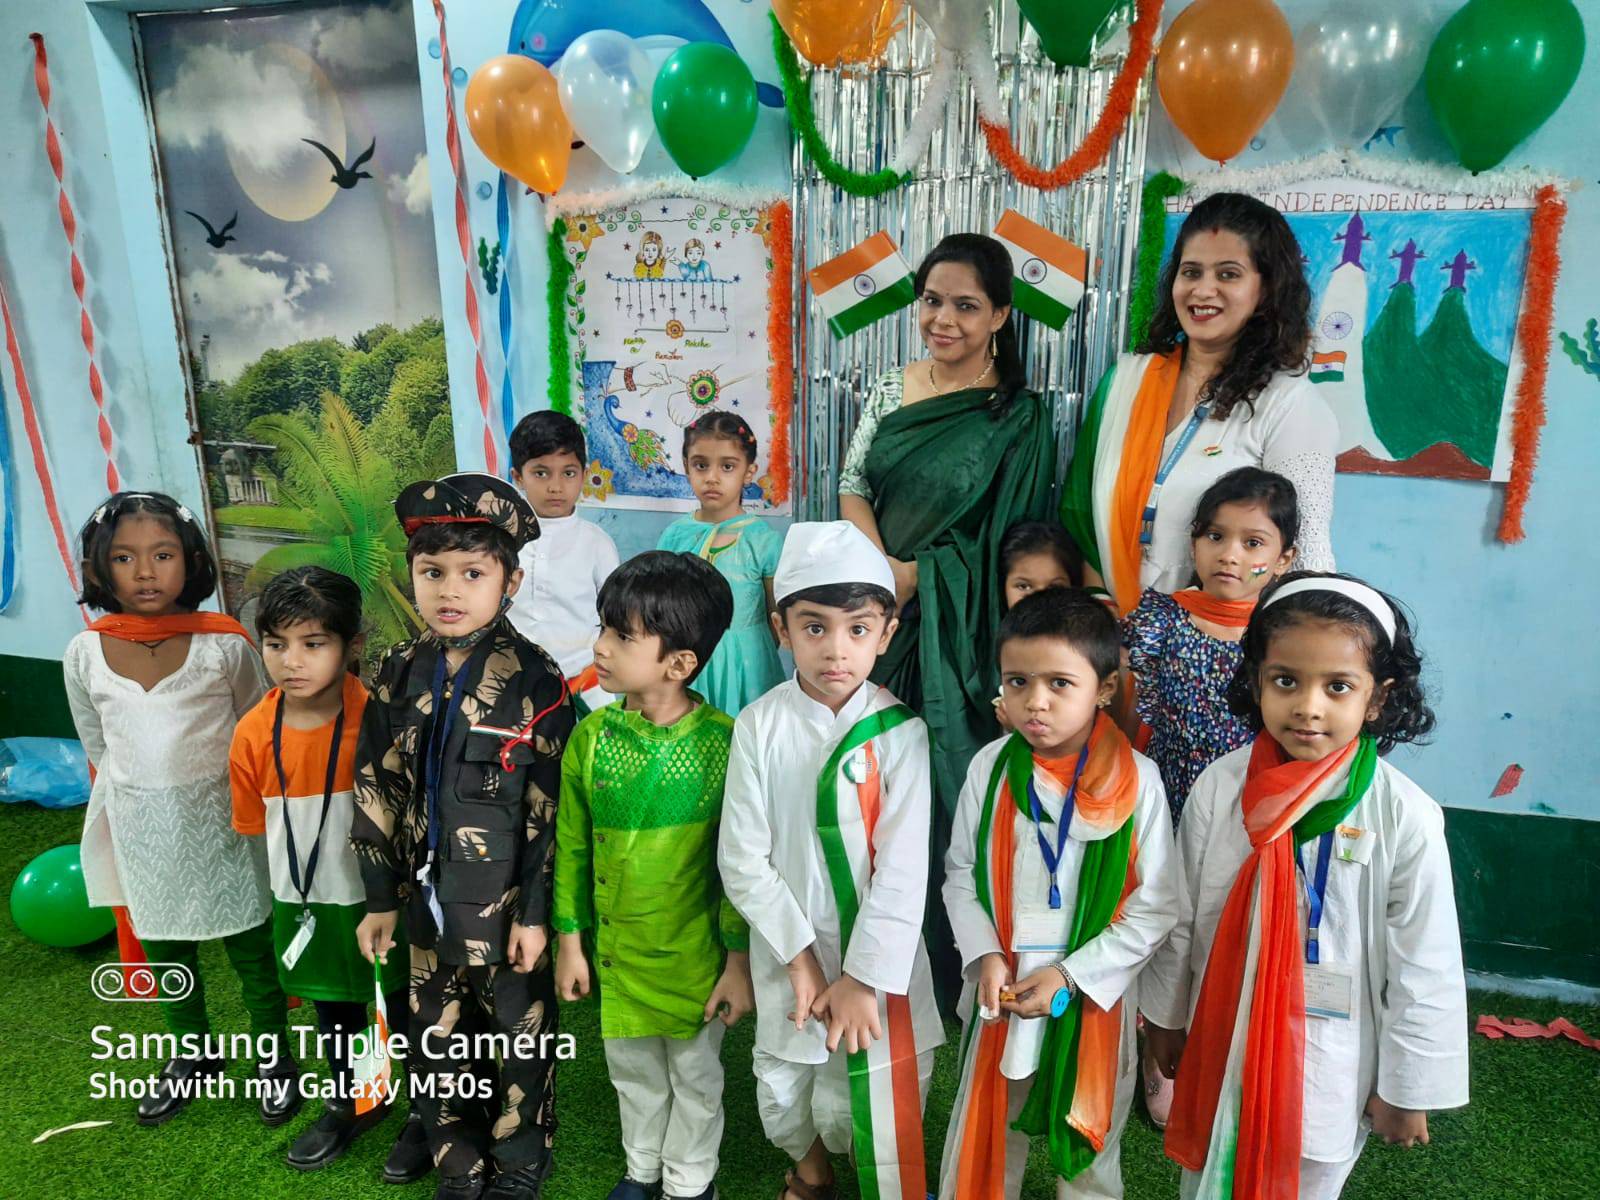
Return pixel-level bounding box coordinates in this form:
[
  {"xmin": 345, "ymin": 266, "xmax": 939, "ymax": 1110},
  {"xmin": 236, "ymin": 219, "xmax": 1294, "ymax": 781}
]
[
  {"xmin": 807, "ymin": 232, "xmax": 917, "ymax": 338},
  {"xmin": 993, "ymin": 210, "xmax": 1087, "ymax": 330}
]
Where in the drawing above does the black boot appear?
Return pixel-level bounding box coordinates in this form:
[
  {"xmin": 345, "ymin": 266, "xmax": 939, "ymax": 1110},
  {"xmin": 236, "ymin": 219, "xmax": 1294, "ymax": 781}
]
[
  {"xmin": 383, "ymin": 1110, "xmax": 432, "ymax": 1185},
  {"xmin": 136, "ymin": 1055, "xmax": 224, "ymax": 1126},
  {"xmin": 287, "ymin": 1099, "xmax": 391, "ymax": 1171},
  {"xmin": 483, "ymin": 1159, "xmax": 550, "ymax": 1200},
  {"xmin": 256, "ymin": 1039, "xmax": 303, "ymax": 1126},
  {"xmin": 434, "ymin": 1163, "xmax": 489, "ymax": 1200}
]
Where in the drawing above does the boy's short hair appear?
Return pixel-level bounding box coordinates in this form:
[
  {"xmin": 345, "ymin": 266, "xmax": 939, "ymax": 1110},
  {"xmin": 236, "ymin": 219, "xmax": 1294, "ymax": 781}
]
[
  {"xmin": 255, "ymin": 565, "xmax": 362, "ymax": 643},
  {"xmin": 776, "ymin": 582, "xmax": 896, "ymax": 621},
  {"xmin": 996, "ymin": 587, "xmax": 1118, "ymax": 681},
  {"xmin": 405, "ymin": 522, "xmax": 519, "ymax": 580},
  {"xmin": 597, "ymin": 551, "xmax": 734, "ymax": 684},
  {"xmin": 509, "ymin": 410, "xmax": 586, "ymax": 472}
]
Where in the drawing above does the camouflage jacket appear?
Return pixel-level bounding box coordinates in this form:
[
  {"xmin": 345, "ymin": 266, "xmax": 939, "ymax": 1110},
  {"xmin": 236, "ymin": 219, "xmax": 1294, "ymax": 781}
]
[{"xmin": 352, "ymin": 617, "xmax": 575, "ymax": 966}]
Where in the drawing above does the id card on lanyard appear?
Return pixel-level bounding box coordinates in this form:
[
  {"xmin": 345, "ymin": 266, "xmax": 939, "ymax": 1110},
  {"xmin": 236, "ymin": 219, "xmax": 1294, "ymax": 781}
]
[
  {"xmin": 418, "ymin": 653, "xmax": 472, "ymax": 934},
  {"xmin": 1297, "ymin": 830, "xmax": 1354, "ymax": 1020},
  {"xmin": 1013, "ymin": 746, "xmax": 1088, "ymax": 955},
  {"xmin": 1140, "ymin": 402, "xmax": 1211, "ymax": 548},
  {"xmin": 272, "ymin": 693, "xmax": 346, "ymax": 969}
]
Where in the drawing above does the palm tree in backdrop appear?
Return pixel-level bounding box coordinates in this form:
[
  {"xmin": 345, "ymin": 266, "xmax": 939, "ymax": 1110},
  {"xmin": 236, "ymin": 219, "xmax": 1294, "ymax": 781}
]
[{"xmin": 246, "ymin": 394, "xmax": 421, "ymax": 649}]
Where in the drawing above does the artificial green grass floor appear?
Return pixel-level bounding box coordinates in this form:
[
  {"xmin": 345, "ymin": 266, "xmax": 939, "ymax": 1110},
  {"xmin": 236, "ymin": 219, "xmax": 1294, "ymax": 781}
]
[{"xmin": 4, "ymin": 802, "xmax": 1598, "ymax": 1199}]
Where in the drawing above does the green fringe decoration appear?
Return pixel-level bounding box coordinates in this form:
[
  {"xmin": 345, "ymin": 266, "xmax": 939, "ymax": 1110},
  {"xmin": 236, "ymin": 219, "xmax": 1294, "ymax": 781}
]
[
  {"xmin": 547, "ymin": 219, "xmax": 573, "ymax": 415},
  {"xmin": 1127, "ymin": 171, "xmax": 1186, "ymax": 351},
  {"xmin": 771, "ymin": 13, "xmax": 909, "ymax": 198}
]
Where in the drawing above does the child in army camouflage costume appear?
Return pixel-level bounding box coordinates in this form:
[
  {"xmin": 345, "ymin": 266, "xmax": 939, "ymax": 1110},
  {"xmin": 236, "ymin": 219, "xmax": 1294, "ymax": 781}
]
[{"xmin": 353, "ymin": 472, "xmax": 576, "ymax": 1200}]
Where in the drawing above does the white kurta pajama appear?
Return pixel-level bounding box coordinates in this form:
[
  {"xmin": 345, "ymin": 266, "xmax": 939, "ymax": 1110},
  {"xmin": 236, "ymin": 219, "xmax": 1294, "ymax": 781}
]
[
  {"xmin": 1140, "ymin": 745, "xmax": 1469, "ymax": 1200},
  {"xmin": 507, "ymin": 510, "xmax": 619, "ymax": 707},
  {"xmin": 718, "ymin": 678, "xmax": 944, "ymax": 1179},
  {"xmin": 939, "ymin": 737, "xmax": 1178, "ymax": 1200},
  {"xmin": 63, "ymin": 631, "xmax": 272, "ymax": 939}
]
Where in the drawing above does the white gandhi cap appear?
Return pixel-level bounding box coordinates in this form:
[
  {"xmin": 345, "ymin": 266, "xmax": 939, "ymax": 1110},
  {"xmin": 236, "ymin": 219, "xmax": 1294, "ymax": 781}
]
[{"xmin": 774, "ymin": 521, "xmax": 896, "ymax": 604}]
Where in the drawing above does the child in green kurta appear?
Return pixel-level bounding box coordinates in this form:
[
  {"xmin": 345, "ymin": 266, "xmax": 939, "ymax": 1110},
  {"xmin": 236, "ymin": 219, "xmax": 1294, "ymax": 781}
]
[{"xmin": 554, "ymin": 551, "xmax": 754, "ymax": 1200}]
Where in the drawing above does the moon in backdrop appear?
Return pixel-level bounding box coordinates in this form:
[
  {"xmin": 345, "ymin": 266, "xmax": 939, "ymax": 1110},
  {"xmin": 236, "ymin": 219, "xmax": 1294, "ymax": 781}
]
[{"xmin": 226, "ymin": 43, "xmax": 345, "ymax": 222}]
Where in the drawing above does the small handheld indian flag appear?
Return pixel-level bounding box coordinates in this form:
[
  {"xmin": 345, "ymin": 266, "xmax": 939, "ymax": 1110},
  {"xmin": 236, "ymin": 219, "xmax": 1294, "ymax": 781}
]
[
  {"xmin": 808, "ymin": 232, "xmax": 917, "ymax": 338},
  {"xmin": 351, "ymin": 960, "xmax": 393, "ymax": 1115},
  {"xmin": 993, "ymin": 210, "xmax": 1087, "ymax": 330},
  {"xmin": 1310, "ymin": 350, "xmax": 1347, "ymax": 383}
]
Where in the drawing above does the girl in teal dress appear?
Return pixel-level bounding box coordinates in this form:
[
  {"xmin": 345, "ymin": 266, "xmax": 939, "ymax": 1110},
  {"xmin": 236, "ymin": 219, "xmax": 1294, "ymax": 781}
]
[{"xmin": 657, "ymin": 412, "xmax": 784, "ymax": 714}]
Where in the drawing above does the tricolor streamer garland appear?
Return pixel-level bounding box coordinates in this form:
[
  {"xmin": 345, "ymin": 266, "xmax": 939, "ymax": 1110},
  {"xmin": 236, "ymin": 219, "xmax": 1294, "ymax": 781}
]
[
  {"xmin": 773, "ymin": 0, "xmax": 1158, "ymax": 195},
  {"xmin": 28, "ymin": 33, "xmax": 120, "ymax": 493},
  {"xmin": 429, "ymin": 0, "xmax": 500, "ymax": 474},
  {"xmin": 1139, "ymin": 158, "xmax": 1568, "ymax": 544},
  {"xmin": 765, "ymin": 201, "xmax": 794, "ymax": 504},
  {"xmin": 0, "ymin": 270, "xmax": 87, "ymax": 621}
]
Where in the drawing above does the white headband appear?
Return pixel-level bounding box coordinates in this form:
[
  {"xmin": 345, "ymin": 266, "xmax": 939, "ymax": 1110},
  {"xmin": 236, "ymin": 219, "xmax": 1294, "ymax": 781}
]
[{"xmin": 1261, "ymin": 577, "xmax": 1397, "ymax": 644}]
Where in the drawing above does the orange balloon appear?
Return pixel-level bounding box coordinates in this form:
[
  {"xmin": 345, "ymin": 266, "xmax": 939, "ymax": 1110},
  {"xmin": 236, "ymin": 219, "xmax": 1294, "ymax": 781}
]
[
  {"xmin": 1156, "ymin": 0, "xmax": 1294, "ymax": 164},
  {"xmin": 838, "ymin": 0, "xmax": 906, "ymax": 65},
  {"xmin": 774, "ymin": 0, "xmax": 884, "ymax": 67},
  {"xmin": 464, "ymin": 55, "xmax": 572, "ymax": 194}
]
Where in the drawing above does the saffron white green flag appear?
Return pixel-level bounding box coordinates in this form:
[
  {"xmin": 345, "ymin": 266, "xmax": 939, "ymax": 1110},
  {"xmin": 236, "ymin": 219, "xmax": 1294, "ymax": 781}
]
[
  {"xmin": 993, "ymin": 209, "xmax": 1087, "ymax": 330},
  {"xmin": 808, "ymin": 232, "xmax": 917, "ymax": 338}
]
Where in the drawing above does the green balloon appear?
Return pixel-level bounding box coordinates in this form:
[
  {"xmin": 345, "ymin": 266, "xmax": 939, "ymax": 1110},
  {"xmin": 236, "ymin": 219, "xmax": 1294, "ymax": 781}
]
[
  {"xmin": 10, "ymin": 843, "xmax": 114, "ymax": 948},
  {"xmin": 651, "ymin": 42, "xmax": 758, "ymax": 179},
  {"xmin": 1017, "ymin": 0, "xmax": 1119, "ymax": 69},
  {"xmin": 1424, "ymin": 0, "xmax": 1585, "ymax": 172}
]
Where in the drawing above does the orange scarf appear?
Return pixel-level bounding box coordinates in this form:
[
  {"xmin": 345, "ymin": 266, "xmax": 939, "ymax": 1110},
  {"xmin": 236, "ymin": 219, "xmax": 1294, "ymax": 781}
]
[
  {"xmin": 1165, "ymin": 734, "xmax": 1372, "ymax": 1198},
  {"xmin": 90, "ymin": 611, "xmax": 253, "ymax": 645},
  {"xmin": 956, "ymin": 714, "xmax": 1140, "ymax": 1195},
  {"xmin": 1106, "ymin": 350, "xmax": 1182, "ymax": 615},
  {"xmin": 1170, "ymin": 588, "xmax": 1256, "ymax": 629}
]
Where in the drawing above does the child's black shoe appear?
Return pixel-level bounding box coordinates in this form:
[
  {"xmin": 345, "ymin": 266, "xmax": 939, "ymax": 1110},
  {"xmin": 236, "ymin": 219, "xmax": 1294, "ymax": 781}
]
[
  {"xmin": 135, "ymin": 1055, "xmax": 224, "ymax": 1126},
  {"xmin": 287, "ymin": 1099, "xmax": 390, "ymax": 1171},
  {"xmin": 383, "ymin": 1110, "xmax": 432, "ymax": 1184},
  {"xmin": 483, "ymin": 1159, "xmax": 550, "ymax": 1200},
  {"xmin": 434, "ymin": 1164, "xmax": 489, "ymax": 1200},
  {"xmin": 605, "ymin": 1178, "xmax": 663, "ymax": 1200},
  {"xmin": 256, "ymin": 1041, "xmax": 303, "ymax": 1126}
]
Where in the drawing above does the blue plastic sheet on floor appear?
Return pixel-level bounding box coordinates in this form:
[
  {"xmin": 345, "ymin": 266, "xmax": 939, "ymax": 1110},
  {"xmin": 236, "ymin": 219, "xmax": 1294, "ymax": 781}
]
[{"xmin": 0, "ymin": 737, "xmax": 90, "ymax": 808}]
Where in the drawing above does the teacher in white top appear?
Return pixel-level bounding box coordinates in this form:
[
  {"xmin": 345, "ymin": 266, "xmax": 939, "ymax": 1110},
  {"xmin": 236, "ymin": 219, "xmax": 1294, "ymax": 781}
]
[{"xmin": 1062, "ymin": 192, "xmax": 1337, "ymax": 614}]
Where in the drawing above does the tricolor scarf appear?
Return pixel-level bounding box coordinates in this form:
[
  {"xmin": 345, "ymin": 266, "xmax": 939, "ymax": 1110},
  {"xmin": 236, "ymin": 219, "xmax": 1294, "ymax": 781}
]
[
  {"xmin": 1061, "ymin": 351, "xmax": 1183, "ymax": 615},
  {"xmin": 1170, "ymin": 588, "xmax": 1256, "ymax": 629},
  {"xmin": 1165, "ymin": 733, "xmax": 1377, "ymax": 1199},
  {"xmin": 953, "ymin": 714, "xmax": 1141, "ymax": 1194},
  {"xmin": 815, "ymin": 697, "xmax": 928, "ymax": 1200},
  {"xmin": 90, "ymin": 611, "xmax": 253, "ymax": 644}
]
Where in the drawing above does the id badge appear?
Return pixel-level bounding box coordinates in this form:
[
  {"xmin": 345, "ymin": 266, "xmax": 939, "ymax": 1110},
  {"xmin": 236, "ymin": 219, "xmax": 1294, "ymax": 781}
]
[
  {"xmin": 281, "ymin": 909, "xmax": 316, "ymax": 970},
  {"xmin": 1013, "ymin": 904, "xmax": 1070, "ymax": 955},
  {"xmin": 1304, "ymin": 962, "xmax": 1355, "ymax": 1021}
]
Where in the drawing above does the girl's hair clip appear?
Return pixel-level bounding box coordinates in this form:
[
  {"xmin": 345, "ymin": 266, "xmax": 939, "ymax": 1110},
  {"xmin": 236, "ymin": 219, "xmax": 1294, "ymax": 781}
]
[
  {"xmin": 176, "ymin": 504, "xmax": 195, "ymax": 524},
  {"xmin": 90, "ymin": 504, "xmax": 108, "ymax": 525}
]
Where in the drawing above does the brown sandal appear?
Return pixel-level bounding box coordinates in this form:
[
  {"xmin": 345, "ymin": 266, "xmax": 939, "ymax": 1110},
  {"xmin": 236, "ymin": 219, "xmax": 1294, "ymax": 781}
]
[{"xmin": 776, "ymin": 1169, "xmax": 838, "ymax": 1200}]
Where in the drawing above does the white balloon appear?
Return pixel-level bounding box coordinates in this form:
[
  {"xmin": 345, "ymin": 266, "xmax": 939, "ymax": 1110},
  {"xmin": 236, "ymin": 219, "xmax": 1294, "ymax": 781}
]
[
  {"xmin": 555, "ymin": 30, "xmax": 656, "ymax": 175},
  {"xmin": 909, "ymin": 0, "xmax": 989, "ymax": 50},
  {"xmin": 1278, "ymin": 2, "xmax": 1445, "ymax": 151}
]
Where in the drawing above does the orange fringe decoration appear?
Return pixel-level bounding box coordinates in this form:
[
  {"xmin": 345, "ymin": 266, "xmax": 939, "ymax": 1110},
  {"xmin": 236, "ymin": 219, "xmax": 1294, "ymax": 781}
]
[
  {"xmin": 766, "ymin": 200, "xmax": 794, "ymax": 505},
  {"xmin": 979, "ymin": 0, "xmax": 1162, "ymax": 191},
  {"xmin": 1497, "ymin": 185, "xmax": 1566, "ymax": 543}
]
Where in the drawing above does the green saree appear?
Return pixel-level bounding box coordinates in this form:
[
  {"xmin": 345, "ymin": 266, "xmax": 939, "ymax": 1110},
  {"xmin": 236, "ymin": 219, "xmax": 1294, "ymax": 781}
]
[{"xmin": 863, "ymin": 385, "xmax": 1057, "ymax": 999}]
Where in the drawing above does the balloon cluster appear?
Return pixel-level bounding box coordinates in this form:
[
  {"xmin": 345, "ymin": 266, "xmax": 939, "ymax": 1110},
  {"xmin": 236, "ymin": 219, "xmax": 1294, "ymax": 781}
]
[
  {"xmin": 1155, "ymin": 0, "xmax": 1584, "ymax": 172},
  {"xmin": 464, "ymin": 29, "xmax": 764, "ymax": 191}
]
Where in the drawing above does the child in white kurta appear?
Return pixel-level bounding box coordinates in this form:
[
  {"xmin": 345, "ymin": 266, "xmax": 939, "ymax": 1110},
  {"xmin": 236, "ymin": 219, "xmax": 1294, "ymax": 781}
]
[
  {"xmin": 1140, "ymin": 574, "xmax": 1468, "ymax": 1200},
  {"xmin": 719, "ymin": 521, "xmax": 943, "ymax": 1200}
]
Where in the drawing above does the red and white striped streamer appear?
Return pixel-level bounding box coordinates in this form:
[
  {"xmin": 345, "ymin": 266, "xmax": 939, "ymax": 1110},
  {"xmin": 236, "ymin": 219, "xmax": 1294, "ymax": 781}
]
[
  {"xmin": 29, "ymin": 33, "xmax": 121, "ymax": 494},
  {"xmin": 0, "ymin": 268, "xmax": 90, "ymax": 624},
  {"xmin": 428, "ymin": 1, "xmax": 500, "ymax": 475}
]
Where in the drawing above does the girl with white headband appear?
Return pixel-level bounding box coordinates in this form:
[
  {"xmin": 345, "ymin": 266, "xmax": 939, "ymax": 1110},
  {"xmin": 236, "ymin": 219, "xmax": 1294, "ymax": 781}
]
[{"xmin": 1139, "ymin": 571, "xmax": 1468, "ymax": 1200}]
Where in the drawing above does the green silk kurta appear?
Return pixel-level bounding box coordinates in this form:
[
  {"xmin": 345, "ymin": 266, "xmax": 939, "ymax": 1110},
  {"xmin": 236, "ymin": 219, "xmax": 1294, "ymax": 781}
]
[{"xmin": 553, "ymin": 697, "xmax": 749, "ymax": 1039}]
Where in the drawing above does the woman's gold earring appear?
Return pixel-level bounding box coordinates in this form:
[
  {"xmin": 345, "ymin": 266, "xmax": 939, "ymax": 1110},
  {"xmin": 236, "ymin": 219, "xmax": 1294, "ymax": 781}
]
[{"xmin": 990, "ymin": 334, "xmax": 997, "ymax": 359}]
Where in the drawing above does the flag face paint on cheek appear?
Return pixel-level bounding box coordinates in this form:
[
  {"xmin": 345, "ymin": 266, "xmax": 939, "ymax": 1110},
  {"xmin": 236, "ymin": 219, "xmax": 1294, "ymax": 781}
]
[{"xmin": 1249, "ymin": 565, "xmax": 1270, "ymax": 578}]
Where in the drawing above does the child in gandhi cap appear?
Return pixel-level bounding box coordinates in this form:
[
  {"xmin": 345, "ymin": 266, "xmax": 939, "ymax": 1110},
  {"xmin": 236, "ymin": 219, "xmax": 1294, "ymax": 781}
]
[
  {"xmin": 352, "ymin": 472, "xmax": 577, "ymax": 1200},
  {"xmin": 717, "ymin": 521, "xmax": 944, "ymax": 1200}
]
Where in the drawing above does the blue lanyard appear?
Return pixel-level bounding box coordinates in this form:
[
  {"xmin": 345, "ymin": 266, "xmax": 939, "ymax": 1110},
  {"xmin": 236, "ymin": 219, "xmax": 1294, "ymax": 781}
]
[
  {"xmin": 270, "ymin": 692, "xmax": 345, "ymax": 908},
  {"xmin": 1294, "ymin": 830, "xmax": 1335, "ymax": 965},
  {"xmin": 424, "ymin": 653, "xmax": 472, "ymax": 865},
  {"xmin": 1026, "ymin": 745, "xmax": 1089, "ymax": 910},
  {"xmin": 1140, "ymin": 402, "xmax": 1211, "ymax": 545}
]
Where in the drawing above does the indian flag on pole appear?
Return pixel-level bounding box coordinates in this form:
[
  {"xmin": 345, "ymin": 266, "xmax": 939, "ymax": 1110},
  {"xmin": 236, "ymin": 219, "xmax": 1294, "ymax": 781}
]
[
  {"xmin": 994, "ymin": 209, "xmax": 1087, "ymax": 330},
  {"xmin": 1310, "ymin": 350, "xmax": 1347, "ymax": 383},
  {"xmin": 808, "ymin": 232, "xmax": 917, "ymax": 338}
]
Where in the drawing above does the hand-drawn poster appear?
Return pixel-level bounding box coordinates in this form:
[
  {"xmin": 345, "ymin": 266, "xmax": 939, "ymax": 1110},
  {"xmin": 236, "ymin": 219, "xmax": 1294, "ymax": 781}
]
[
  {"xmin": 556, "ymin": 199, "xmax": 790, "ymax": 513},
  {"xmin": 1166, "ymin": 180, "xmax": 1537, "ymax": 481}
]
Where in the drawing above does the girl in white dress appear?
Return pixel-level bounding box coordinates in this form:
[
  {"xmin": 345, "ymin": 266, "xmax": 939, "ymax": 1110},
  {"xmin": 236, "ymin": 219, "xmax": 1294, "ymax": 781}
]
[
  {"xmin": 1141, "ymin": 572, "xmax": 1467, "ymax": 1200},
  {"xmin": 63, "ymin": 492, "xmax": 295, "ymax": 1127}
]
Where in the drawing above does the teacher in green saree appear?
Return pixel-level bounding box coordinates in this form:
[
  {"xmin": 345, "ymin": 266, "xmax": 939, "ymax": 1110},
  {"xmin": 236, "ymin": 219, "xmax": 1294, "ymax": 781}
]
[{"xmin": 838, "ymin": 234, "xmax": 1057, "ymax": 997}]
